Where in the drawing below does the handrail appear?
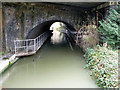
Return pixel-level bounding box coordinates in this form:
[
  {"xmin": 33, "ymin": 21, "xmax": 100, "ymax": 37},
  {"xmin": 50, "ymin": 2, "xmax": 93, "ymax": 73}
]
[
  {"xmin": 14, "ymin": 31, "xmax": 49, "ymax": 56},
  {"xmin": 14, "ymin": 39, "xmax": 35, "ymax": 42}
]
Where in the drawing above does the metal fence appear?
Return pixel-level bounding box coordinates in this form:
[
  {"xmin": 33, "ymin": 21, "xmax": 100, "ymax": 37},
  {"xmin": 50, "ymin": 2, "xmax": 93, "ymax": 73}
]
[{"xmin": 14, "ymin": 32, "xmax": 49, "ymax": 56}]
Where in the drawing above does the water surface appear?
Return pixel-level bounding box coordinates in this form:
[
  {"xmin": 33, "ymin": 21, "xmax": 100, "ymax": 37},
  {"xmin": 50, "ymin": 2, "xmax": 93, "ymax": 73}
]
[{"xmin": 0, "ymin": 40, "xmax": 98, "ymax": 88}]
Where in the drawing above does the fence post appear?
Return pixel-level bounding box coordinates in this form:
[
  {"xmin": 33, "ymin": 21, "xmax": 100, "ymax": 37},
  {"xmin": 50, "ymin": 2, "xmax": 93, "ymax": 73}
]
[
  {"xmin": 14, "ymin": 40, "xmax": 16, "ymax": 54},
  {"xmin": 34, "ymin": 39, "xmax": 36, "ymax": 52},
  {"xmin": 38, "ymin": 36, "xmax": 39, "ymax": 48},
  {"xmin": 26, "ymin": 40, "xmax": 28, "ymax": 54},
  {"xmin": 37, "ymin": 37, "xmax": 38, "ymax": 50}
]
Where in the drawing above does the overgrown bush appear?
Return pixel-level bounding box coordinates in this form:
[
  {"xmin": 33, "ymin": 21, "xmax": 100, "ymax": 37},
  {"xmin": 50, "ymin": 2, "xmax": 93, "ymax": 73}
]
[
  {"xmin": 84, "ymin": 45, "xmax": 118, "ymax": 88},
  {"xmin": 76, "ymin": 16, "xmax": 99, "ymax": 52},
  {"xmin": 98, "ymin": 5, "xmax": 120, "ymax": 49}
]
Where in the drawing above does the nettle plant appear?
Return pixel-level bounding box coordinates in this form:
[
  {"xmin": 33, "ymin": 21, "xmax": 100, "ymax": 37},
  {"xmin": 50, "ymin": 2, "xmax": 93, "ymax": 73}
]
[{"xmin": 84, "ymin": 45, "xmax": 118, "ymax": 88}]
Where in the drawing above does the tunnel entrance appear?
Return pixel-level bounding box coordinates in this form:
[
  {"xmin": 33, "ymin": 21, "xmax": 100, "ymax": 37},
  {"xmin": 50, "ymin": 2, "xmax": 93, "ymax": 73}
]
[
  {"xmin": 26, "ymin": 20, "xmax": 76, "ymax": 40},
  {"xmin": 26, "ymin": 20, "xmax": 77, "ymax": 51},
  {"xmin": 50, "ymin": 22, "xmax": 67, "ymax": 44},
  {"xmin": 14, "ymin": 20, "xmax": 77, "ymax": 57}
]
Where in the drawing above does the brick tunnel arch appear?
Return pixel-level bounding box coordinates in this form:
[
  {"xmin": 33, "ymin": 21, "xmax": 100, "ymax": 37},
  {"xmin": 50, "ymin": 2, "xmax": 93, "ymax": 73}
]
[
  {"xmin": 2, "ymin": 2, "xmax": 84, "ymax": 52},
  {"xmin": 26, "ymin": 20, "xmax": 76, "ymax": 40},
  {"xmin": 1, "ymin": 2, "xmax": 105, "ymax": 52}
]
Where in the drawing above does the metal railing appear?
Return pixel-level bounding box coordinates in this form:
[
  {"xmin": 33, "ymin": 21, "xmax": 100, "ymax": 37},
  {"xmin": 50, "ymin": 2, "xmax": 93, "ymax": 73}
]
[{"xmin": 14, "ymin": 32, "xmax": 49, "ymax": 56}]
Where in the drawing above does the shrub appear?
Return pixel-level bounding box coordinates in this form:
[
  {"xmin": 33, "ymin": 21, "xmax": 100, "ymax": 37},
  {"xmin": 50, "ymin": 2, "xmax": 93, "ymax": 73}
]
[
  {"xmin": 84, "ymin": 45, "xmax": 118, "ymax": 88},
  {"xmin": 76, "ymin": 24, "xmax": 99, "ymax": 52},
  {"xmin": 98, "ymin": 5, "xmax": 120, "ymax": 49}
]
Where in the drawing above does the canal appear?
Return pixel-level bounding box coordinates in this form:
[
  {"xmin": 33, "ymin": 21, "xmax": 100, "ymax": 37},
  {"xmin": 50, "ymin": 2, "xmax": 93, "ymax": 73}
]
[{"xmin": 0, "ymin": 39, "xmax": 98, "ymax": 88}]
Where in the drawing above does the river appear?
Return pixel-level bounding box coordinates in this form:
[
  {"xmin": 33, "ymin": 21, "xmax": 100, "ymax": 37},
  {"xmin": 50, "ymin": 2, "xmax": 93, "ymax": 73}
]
[{"xmin": 0, "ymin": 39, "xmax": 98, "ymax": 88}]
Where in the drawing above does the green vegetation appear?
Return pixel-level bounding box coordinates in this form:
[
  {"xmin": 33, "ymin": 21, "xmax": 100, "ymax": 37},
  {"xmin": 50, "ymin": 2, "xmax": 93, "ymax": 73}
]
[
  {"xmin": 98, "ymin": 5, "xmax": 120, "ymax": 49},
  {"xmin": 84, "ymin": 45, "xmax": 118, "ymax": 88},
  {"xmin": 84, "ymin": 5, "xmax": 119, "ymax": 88},
  {"xmin": 0, "ymin": 52, "xmax": 7, "ymax": 55}
]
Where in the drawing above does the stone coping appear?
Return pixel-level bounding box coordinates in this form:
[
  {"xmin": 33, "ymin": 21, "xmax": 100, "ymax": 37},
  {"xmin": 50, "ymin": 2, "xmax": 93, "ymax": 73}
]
[{"xmin": 0, "ymin": 54, "xmax": 19, "ymax": 74}]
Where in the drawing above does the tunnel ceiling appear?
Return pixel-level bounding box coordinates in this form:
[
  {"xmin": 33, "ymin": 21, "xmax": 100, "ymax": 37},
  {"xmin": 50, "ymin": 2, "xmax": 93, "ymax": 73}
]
[
  {"xmin": 1, "ymin": 0, "xmax": 105, "ymax": 8},
  {"xmin": 0, "ymin": 0, "xmax": 111, "ymax": 2},
  {"xmin": 52, "ymin": 2, "xmax": 104, "ymax": 8}
]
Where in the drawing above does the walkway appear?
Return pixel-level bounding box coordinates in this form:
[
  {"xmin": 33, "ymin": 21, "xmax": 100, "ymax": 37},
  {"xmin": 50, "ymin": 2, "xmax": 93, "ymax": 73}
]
[{"xmin": 14, "ymin": 31, "xmax": 50, "ymax": 57}]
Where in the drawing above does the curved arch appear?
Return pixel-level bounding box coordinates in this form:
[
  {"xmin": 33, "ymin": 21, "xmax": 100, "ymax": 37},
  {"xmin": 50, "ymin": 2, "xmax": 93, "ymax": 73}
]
[{"xmin": 26, "ymin": 20, "xmax": 76, "ymax": 39}]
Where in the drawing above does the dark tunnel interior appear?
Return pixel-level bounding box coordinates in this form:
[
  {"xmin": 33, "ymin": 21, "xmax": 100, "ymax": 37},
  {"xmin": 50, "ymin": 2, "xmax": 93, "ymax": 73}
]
[{"xmin": 26, "ymin": 20, "xmax": 76, "ymax": 40}]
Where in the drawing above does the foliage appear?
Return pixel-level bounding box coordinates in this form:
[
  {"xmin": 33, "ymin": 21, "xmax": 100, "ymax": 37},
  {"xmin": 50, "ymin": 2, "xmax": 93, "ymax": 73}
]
[
  {"xmin": 76, "ymin": 14, "xmax": 99, "ymax": 52},
  {"xmin": 0, "ymin": 52, "xmax": 7, "ymax": 55},
  {"xmin": 56, "ymin": 22, "xmax": 67, "ymax": 33},
  {"xmin": 98, "ymin": 5, "xmax": 120, "ymax": 49},
  {"xmin": 76, "ymin": 24, "xmax": 98, "ymax": 52},
  {"xmin": 84, "ymin": 45, "xmax": 118, "ymax": 88},
  {"xmin": 56, "ymin": 27, "xmax": 65, "ymax": 32}
]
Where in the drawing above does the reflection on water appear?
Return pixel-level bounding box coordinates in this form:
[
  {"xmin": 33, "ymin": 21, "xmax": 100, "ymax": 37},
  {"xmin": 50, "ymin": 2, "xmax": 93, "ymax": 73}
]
[
  {"xmin": 0, "ymin": 40, "xmax": 98, "ymax": 88},
  {"xmin": 51, "ymin": 30, "xmax": 65, "ymax": 44}
]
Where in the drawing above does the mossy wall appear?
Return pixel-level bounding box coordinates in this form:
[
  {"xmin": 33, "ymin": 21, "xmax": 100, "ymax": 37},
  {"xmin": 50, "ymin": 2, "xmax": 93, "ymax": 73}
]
[
  {"xmin": 1, "ymin": 2, "xmax": 102, "ymax": 52},
  {"xmin": 2, "ymin": 2, "xmax": 84, "ymax": 52}
]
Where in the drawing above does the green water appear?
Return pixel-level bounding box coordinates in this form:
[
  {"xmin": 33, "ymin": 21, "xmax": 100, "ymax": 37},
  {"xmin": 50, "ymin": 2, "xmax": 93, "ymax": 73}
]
[{"xmin": 0, "ymin": 40, "xmax": 98, "ymax": 88}]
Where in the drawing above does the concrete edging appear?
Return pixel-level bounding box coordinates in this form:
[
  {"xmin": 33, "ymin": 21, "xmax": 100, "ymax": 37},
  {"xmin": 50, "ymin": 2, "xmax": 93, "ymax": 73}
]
[{"xmin": 0, "ymin": 54, "xmax": 19, "ymax": 74}]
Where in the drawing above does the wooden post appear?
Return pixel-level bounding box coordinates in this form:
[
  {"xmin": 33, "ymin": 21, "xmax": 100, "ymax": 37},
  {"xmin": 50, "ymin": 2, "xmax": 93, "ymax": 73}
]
[{"xmin": 0, "ymin": 2, "xmax": 6, "ymax": 52}]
